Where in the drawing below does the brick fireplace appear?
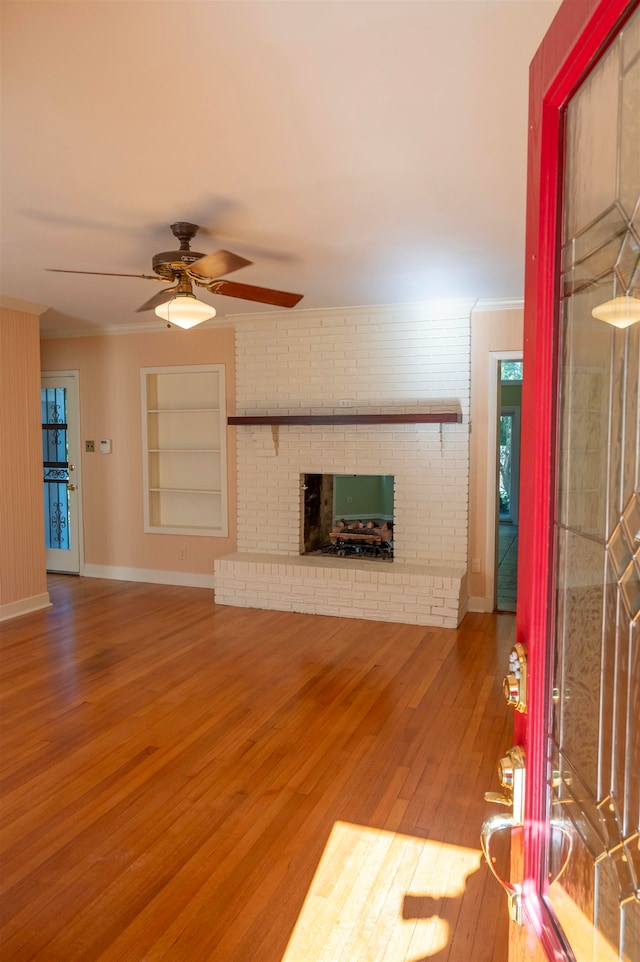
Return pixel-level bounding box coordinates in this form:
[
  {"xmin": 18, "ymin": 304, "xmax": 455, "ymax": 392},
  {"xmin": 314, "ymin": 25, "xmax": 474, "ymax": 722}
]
[{"xmin": 214, "ymin": 303, "xmax": 472, "ymax": 627}]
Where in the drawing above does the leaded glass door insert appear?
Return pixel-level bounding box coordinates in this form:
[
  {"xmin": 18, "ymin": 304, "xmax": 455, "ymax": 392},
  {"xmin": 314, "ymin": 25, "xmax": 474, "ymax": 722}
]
[
  {"xmin": 42, "ymin": 386, "xmax": 70, "ymax": 551},
  {"xmin": 41, "ymin": 374, "xmax": 81, "ymax": 574},
  {"xmin": 548, "ymin": 9, "xmax": 640, "ymax": 960}
]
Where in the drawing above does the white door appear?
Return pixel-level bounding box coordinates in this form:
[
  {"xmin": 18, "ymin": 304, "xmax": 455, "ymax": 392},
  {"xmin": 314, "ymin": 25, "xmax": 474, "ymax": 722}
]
[{"xmin": 41, "ymin": 373, "xmax": 82, "ymax": 574}]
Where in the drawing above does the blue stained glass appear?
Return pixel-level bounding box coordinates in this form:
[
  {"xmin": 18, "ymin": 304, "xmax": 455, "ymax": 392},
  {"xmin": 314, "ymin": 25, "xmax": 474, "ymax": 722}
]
[{"xmin": 42, "ymin": 387, "xmax": 70, "ymax": 551}]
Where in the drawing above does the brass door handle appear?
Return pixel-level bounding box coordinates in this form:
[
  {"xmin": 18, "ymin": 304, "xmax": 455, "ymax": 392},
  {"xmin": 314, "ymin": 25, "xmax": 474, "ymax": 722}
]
[
  {"xmin": 484, "ymin": 746, "xmax": 526, "ymax": 823},
  {"xmin": 481, "ymin": 745, "xmax": 526, "ymax": 924},
  {"xmin": 67, "ymin": 483, "xmax": 76, "ymax": 491},
  {"xmin": 504, "ymin": 642, "xmax": 527, "ymax": 712},
  {"xmin": 481, "ymin": 744, "xmax": 572, "ymax": 928},
  {"xmin": 481, "ymin": 814, "xmax": 574, "ymax": 928},
  {"xmin": 484, "ymin": 791, "xmax": 513, "ymax": 807},
  {"xmin": 481, "ymin": 813, "xmax": 523, "ymax": 924}
]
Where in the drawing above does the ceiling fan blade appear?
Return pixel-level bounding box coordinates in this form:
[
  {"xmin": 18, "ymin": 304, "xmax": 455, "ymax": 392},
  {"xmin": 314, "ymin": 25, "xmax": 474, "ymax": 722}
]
[
  {"xmin": 136, "ymin": 286, "xmax": 179, "ymax": 313},
  {"xmin": 206, "ymin": 279, "xmax": 303, "ymax": 308},
  {"xmin": 46, "ymin": 269, "xmax": 166, "ymax": 282},
  {"xmin": 188, "ymin": 250, "xmax": 253, "ymax": 279}
]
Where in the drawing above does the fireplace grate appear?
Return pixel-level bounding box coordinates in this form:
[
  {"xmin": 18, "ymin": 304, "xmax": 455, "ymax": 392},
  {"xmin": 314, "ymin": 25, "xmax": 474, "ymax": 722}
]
[{"xmin": 319, "ymin": 519, "xmax": 394, "ymax": 561}]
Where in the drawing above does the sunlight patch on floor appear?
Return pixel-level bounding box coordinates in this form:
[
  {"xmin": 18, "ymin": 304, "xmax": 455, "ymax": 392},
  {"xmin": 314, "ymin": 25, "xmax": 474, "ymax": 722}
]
[{"xmin": 281, "ymin": 821, "xmax": 482, "ymax": 962}]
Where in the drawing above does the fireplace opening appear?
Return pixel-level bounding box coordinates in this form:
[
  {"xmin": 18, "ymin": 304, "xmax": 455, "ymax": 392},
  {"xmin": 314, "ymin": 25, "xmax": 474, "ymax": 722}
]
[{"xmin": 302, "ymin": 474, "xmax": 394, "ymax": 561}]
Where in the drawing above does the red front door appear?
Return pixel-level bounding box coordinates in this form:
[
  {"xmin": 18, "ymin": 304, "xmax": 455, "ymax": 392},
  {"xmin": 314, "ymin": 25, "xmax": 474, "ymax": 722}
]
[{"xmin": 484, "ymin": 2, "xmax": 640, "ymax": 960}]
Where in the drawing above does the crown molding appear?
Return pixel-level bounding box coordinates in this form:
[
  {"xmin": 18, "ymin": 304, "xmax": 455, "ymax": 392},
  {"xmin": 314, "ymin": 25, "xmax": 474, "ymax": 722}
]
[
  {"xmin": 227, "ymin": 298, "xmax": 478, "ymax": 326},
  {"xmin": 40, "ymin": 318, "xmax": 197, "ymax": 339},
  {"xmin": 40, "ymin": 298, "xmax": 480, "ymax": 338},
  {"xmin": 473, "ymin": 297, "xmax": 524, "ymax": 313},
  {"xmin": 40, "ymin": 297, "xmax": 524, "ymax": 338}
]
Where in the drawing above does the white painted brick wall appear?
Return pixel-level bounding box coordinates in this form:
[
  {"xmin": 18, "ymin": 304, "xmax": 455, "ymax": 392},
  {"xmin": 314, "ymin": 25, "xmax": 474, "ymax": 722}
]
[
  {"xmin": 234, "ymin": 304, "xmax": 470, "ymax": 567},
  {"xmin": 217, "ymin": 303, "xmax": 472, "ymax": 628},
  {"xmin": 215, "ymin": 553, "xmax": 469, "ymax": 629}
]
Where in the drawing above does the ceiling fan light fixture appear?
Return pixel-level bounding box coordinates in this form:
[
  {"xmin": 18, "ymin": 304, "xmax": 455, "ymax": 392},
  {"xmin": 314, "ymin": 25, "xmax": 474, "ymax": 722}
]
[
  {"xmin": 591, "ymin": 294, "xmax": 640, "ymax": 329},
  {"xmin": 155, "ymin": 294, "xmax": 216, "ymax": 329}
]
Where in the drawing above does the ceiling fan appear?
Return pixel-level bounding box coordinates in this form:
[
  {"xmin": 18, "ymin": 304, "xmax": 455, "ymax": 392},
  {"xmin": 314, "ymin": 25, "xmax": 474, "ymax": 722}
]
[{"xmin": 47, "ymin": 221, "xmax": 303, "ymax": 328}]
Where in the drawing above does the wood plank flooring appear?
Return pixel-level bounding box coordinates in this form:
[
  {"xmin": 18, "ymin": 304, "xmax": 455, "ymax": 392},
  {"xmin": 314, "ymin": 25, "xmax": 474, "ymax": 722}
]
[{"xmin": 0, "ymin": 575, "xmax": 515, "ymax": 961}]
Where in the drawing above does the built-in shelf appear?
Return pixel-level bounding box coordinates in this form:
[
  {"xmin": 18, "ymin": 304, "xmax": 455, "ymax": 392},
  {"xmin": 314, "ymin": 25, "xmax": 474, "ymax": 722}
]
[
  {"xmin": 228, "ymin": 412, "xmax": 462, "ymax": 425},
  {"xmin": 141, "ymin": 365, "xmax": 228, "ymax": 536}
]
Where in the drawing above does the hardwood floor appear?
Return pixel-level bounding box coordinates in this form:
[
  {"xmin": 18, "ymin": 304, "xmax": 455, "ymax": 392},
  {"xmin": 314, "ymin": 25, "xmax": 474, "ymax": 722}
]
[{"xmin": 0, "ymin": 575, "xmax": 515, "ymax": 961}]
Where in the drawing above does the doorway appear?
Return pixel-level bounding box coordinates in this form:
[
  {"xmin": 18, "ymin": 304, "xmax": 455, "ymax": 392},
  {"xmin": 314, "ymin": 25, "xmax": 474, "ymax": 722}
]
[
  {"xmin": 487, "ymin": 355, "xmax": 523, "ymax": 612},
  {"xmin": 41, "ymin": 372, "xmax": 82, "ymax": 574}
]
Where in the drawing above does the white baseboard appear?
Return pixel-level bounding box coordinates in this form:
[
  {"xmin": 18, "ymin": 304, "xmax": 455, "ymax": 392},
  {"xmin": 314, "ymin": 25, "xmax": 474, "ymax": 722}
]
[
  {"xmin": 83, "ymin": 565, "xmax": 215, "ymax": 589},
  {"xmin": 0, "ymin": 592, "xmax": 52, "ymax": 622},
  {"xmin": 467, "ymin": 595, "xmax": 494, "ymax": 613}
]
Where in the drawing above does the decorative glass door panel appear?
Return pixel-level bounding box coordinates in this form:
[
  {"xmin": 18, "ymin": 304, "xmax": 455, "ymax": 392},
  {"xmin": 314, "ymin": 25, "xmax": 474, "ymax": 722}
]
[
  {"xmin": 41, "ymin": 374, "xmax": 81, "ymax": 574},
  {"xmin": 42, "ymin": 386, "xmax": 70, "ymax": 550},
  {"xmin": 547, "ymin": 9, "xmax": 640, "ymax": 960}
]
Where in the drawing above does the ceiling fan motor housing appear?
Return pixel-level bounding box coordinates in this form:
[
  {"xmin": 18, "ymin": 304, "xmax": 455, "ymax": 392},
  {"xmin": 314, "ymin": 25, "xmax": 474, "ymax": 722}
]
[
  {"xmin": 152, "ymin": 221, "xmax": 204, "ymax": 279},
  {"xmin": 152, "ymin": 249, "xmax": 206, "ymax": 280}
]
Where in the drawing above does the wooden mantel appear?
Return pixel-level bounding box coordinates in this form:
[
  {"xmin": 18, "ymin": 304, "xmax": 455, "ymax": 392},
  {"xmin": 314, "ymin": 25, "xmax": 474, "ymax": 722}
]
[{"xmin": 228, "ymin": 412, "xmax": 462, "ymax": 425}]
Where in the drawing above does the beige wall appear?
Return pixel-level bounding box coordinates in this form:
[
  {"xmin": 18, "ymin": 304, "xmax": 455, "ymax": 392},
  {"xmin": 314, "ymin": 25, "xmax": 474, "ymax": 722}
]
[
  {"xmin": 40, "ymin": 327, "xmax": 237, "ymax": 581},
  {"xmin": 2, "ymin": 303, "xmax": 521, "ymax": 609},
  {"xmin": 0, "ymin": 309, "xmax": 50, "ymax": 619},
  {"xmin": 469, "ymin": 307, "xmax": 524, "ymax": 608}
]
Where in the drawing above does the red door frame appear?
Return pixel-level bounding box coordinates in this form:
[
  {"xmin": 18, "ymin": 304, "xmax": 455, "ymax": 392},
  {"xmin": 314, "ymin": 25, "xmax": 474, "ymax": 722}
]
[{"xmin": 518, "ymin": 0, "xmax": 639, "ymax": 956}]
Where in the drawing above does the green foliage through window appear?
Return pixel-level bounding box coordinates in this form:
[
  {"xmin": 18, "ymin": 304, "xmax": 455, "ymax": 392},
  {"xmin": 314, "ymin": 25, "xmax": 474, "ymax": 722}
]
[
  {"xmin": 499, "ymin": 415, "xmax": 513, "ymax": 517},
  {"xmin": 500, "ymin": 361, "xmax": 523, "ymax": 381}
]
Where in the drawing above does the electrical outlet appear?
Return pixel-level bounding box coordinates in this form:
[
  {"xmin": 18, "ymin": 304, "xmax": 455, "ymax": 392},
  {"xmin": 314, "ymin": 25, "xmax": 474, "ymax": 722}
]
[
  {"xmin": 339, "ymin": 399, "xmax": 354, "ymax": 407},
  {"xmin": 179, "ymin": 547, "xmax": 187, "ymax": 561},
  {"xmin": 85, "ymin": 440, "xmax": 95, "ymax": 452},
  {"xmin": 472, "ymin": 558, "xmax": 481, "ymax": 573}
]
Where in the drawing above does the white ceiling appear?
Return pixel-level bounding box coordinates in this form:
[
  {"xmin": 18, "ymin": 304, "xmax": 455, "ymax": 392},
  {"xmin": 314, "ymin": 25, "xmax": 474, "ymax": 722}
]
[{"xmin": 0, "ymin": 0, "xmax": 561, "ymax": 335}]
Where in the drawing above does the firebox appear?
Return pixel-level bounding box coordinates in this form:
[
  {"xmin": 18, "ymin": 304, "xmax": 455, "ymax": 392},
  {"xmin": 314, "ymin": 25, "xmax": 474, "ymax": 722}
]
[{"xmin": 301, "ymin": 474, "xmax": 394, "ymax": 560}]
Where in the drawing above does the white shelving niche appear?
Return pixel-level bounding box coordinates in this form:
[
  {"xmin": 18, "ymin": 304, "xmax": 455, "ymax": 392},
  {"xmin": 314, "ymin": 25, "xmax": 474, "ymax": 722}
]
[{"xmin": 141, "ymin": 365, "xmax": 228, "ymax": 536}]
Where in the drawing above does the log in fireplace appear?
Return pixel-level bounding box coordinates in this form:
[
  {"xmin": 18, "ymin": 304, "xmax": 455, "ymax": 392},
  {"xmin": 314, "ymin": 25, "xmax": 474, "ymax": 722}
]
[{"xmin": 301, "ymin": 473, "xmax": 394, "ymax": 561}]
